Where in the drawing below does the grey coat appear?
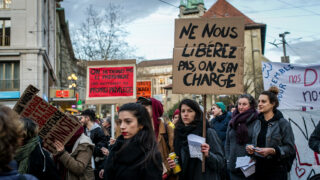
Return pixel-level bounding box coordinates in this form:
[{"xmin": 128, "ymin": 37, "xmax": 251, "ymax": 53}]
[
  {"xmin": 251, "ymin": 113, "xmax": 295, "ymax": 168},
  {"xmin": 178, "ymin": 128, "xmax": 225, "ymax": 180},
  {"xmin": 225, "ymin": 114, "xmax": 257, "ymax": 179}
]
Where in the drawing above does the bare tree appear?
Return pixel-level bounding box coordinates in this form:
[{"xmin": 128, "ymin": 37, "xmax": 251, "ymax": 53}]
[{"xmin": 72, "ymin": 4, "xmax": 135, "ymax": 60}]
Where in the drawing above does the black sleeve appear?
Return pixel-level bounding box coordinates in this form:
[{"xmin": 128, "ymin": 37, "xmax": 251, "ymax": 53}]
[
  {"xmin": 29, "ymin": 146, "xmax": 61, "ymax": 180},
  {"xmin": 92, "ymin": 128, "xmax": 108, "ymax": 157},
  {"xmin": 309, "ymin": 121, "xmax": 320, "ymax": 153},
  {"xmin": 141, "ymin": 152, "xmax": 163, "ymax": 180}
]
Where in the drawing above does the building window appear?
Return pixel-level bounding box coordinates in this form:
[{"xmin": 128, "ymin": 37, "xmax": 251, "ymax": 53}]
[
  {"xmin": 0, "ymin": 0, "xmax": 11, "ymax": 9},
  {"xmin": 160, "ymin": 78, "xmax": 165, "ymax": 85},
  {"xmin": 0, "ymin": 19, "xmax": 10, "ymax": 46},
  {"xmin": 0, "ymin": 61, "xmax": 19, "ymax": 91},
  {"xmin": 160, "ymin": 87, "xmax": 165, "ymax": 94}
]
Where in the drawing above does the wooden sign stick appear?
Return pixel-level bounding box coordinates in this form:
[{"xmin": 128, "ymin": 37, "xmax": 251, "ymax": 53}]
[{"xmin": 202, "ymin": 94, "xmax": 207, "ymax": 173}]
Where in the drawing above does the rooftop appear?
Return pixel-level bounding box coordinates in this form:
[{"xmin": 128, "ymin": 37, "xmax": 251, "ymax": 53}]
[{"xmin": 137, "ymin": 59, "xmax": 172, "ymax": 67}]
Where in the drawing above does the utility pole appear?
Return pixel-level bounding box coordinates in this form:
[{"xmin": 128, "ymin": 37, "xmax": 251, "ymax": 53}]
[{"xmin": 279, "ymin": 32, "xmax": 290, "ymax": 63}]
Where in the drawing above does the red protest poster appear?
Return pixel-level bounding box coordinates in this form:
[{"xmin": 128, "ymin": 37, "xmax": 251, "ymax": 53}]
[
  {"xmin": 88, "ymin": 66, "xmax": 134, "ymax": 97},
  {"xmin": 137, "ymin": 81, "xmax": 151, "ymax": 99}
]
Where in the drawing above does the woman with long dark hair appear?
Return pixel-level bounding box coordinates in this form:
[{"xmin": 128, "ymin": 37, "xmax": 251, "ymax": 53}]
[
  {"xmin": 103, "ymin": 103, "xmax": 162, "ymax": 180},
  {"xmin": 246, "ymin": 87, "xmax": 295, "ymax": 180},
  {"xmin": 225, "ymin": 94, "xmax": 258, "ymax": 180},
  {"xmin": 167, "ymin": 99, "xmax": 224, "ymax": 180}
]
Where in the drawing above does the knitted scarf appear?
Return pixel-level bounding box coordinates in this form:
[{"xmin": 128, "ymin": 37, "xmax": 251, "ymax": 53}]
[
  {"xmin": 229, "ymin": 108, "xmax": 258, "ymax": 145},
  {"xmin": 15, "ymin": 136, "xmax": 39, "ymax": 174}
]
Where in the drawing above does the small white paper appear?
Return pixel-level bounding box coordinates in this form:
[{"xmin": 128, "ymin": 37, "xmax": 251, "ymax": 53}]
[
  {"xmin": 187, "ymin": 134, "xmax": 205, "ymax": 161},
  {"xmin": 241, "ymin": 164, "xmax": 255, "ymax": 177},
  {"xmin": 235, "ymin": 156, "xmax": 252, "ymax": 168},
  {"xmin": 236, "ymin": 156, "xmax": 256, "ymax": 177}
]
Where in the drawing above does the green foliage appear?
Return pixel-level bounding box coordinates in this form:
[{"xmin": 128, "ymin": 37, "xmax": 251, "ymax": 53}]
[{"xmin": 165, "ymin": 102, "xmax": 180, "ymax": 120}]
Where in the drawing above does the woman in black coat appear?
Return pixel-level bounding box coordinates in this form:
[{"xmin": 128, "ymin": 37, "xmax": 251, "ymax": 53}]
[
  {"xmin": 103, "ymin": 103, "xmax": 162, "ymax": 180},
  {"xmin": 14, "ymin": 118, "xmax": 60, "ymax": 180},
  {"xmin": 167, "ymin": 99, "xmax": 225, "ymax": 180},
  {"xmin": 246, "ymin": 87, "xmax": 295, "ymax": 180}
]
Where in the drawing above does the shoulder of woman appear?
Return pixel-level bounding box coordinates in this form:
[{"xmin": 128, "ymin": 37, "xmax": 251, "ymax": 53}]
[
  {"xmin": 278, "ymin": 117, "xmax": 291, "ymax": 126},
  {"xmin": 75, "ymin": 135, "xmax": 94, "ymax": 151},
  {"xmin": 206, "ymin": 128, "xmax": 219, "ymax": 140},
  {"xmin": 78, "ymin": 134, "xmax": 94, "ymax": 145}
]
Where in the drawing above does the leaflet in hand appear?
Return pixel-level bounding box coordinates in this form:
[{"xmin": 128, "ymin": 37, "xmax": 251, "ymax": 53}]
[
  {"xmin": 235, "ymin": 156, "xmax": 256, "ymax": 177},
  {"xmin": 187, "ymin": 134, "xmax": 205, "ymax": 161}
]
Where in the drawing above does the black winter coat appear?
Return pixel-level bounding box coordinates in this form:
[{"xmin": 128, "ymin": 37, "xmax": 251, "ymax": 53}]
[
  {"xmin": 176, "ymin": 128, "xmax": 225, "ymax": 180},
  {"xmin": 210, "ymin": 112, "xmax": 232, "ymax": 146},
  {"xmin": 87, "ymin": 127, "xmax": 108, "ymax": 159},
  {"xmin": 26, "ymin": 144, "xmax": 60, "ymax": 180},
  {"xmin": 103, "ymin": 135, "xmax": 162, "ymax": 180}
]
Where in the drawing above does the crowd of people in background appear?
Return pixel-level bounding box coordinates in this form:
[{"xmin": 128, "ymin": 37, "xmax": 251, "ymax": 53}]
[{"xmin": 0, "ymin": 86, "xmax": 305, "ymax": 180}]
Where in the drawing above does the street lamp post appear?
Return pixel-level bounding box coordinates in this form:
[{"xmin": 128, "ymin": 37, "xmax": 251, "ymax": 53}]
[{"xmin": 68, "ymin": 73, "xmax": 78, "ymax": 97}]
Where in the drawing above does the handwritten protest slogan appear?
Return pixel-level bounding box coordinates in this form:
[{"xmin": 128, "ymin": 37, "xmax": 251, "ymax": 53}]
[
  {"xmin": 262, "ymin": 62, "xmax": 320, "ymax": 110},
  {"xmin": 173, "ymin": 17, "xmax": 244, "ymax": 94},
  {"xmin": 14, "ymin": 85, "xmax": 81, "ymax": 153},
  {"xmin": 89, "ymin": 66, "xmax": 134, "ymax": 97},
  {"xmin": 136, "ymin": 81, "xmax": 151, "ymax": 99}
]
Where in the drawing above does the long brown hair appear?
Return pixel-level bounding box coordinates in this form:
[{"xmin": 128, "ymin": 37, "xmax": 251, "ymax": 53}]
[{"xmin": 0, "ymin": 106, "xmax": 23, "ymax": 171}]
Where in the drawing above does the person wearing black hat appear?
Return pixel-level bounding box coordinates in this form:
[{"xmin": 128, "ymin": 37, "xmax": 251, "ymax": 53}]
[{"xmin": 80, "ymin": 109, "xmax": 108, "ymax": 180}]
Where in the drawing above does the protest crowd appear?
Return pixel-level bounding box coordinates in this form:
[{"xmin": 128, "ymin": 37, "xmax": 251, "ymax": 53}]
[{"xmin": 4, "ymin": 84, "xmax": 320, "ymax": 180}]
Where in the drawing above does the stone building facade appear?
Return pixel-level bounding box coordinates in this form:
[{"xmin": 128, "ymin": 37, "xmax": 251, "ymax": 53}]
[
  {"xmin": 0, "ymin": 0, "xmax": 58, "ymax": 107},
  {"xmin": 51, "ymin": 6, "xmax": 86, "ymax": 109},
  {"xmin": 136, "ymin": 59, "xmax": 172, "ymax": 104}
]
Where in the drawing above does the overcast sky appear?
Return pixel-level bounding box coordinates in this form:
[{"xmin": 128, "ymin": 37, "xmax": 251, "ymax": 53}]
[{"xmin": 61, "ymin": 0, "xmax": 320, "ymax": 64}]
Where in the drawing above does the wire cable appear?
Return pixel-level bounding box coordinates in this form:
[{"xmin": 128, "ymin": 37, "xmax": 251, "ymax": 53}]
[
  {"xmin": 157, "ymin": 0, "xmax": 179, "ymax": 8},
  {"xmin": 278, "ymin": 0, "xmax": 320, "ymax": 16}
]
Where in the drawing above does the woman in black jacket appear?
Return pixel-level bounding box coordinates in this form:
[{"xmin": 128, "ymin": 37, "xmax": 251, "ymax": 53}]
[
  {"xmin": 14, "ymin": 118, "xmax": 60, "ymax": 180},
  {"xmin": 246, "ymin": 86, "xmax": 295, "ymax": 180},
  {"xmin": 167, "ymin": 99, "xmax": 225, "ymax": 180},
  {"xmin": 103, "ymin": 103, "xmax": 162, "ymax": 180}
]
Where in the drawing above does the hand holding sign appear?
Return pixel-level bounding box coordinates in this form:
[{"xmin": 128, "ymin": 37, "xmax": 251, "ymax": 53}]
[{"xmin": 14, "ymin": 85, "xmax": 82, "ymax": 153}]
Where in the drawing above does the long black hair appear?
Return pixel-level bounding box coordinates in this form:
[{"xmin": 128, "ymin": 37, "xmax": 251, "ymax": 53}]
[{"xmin": 117, "ymin": 103, "xmax": 161, "ymax": 169}]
